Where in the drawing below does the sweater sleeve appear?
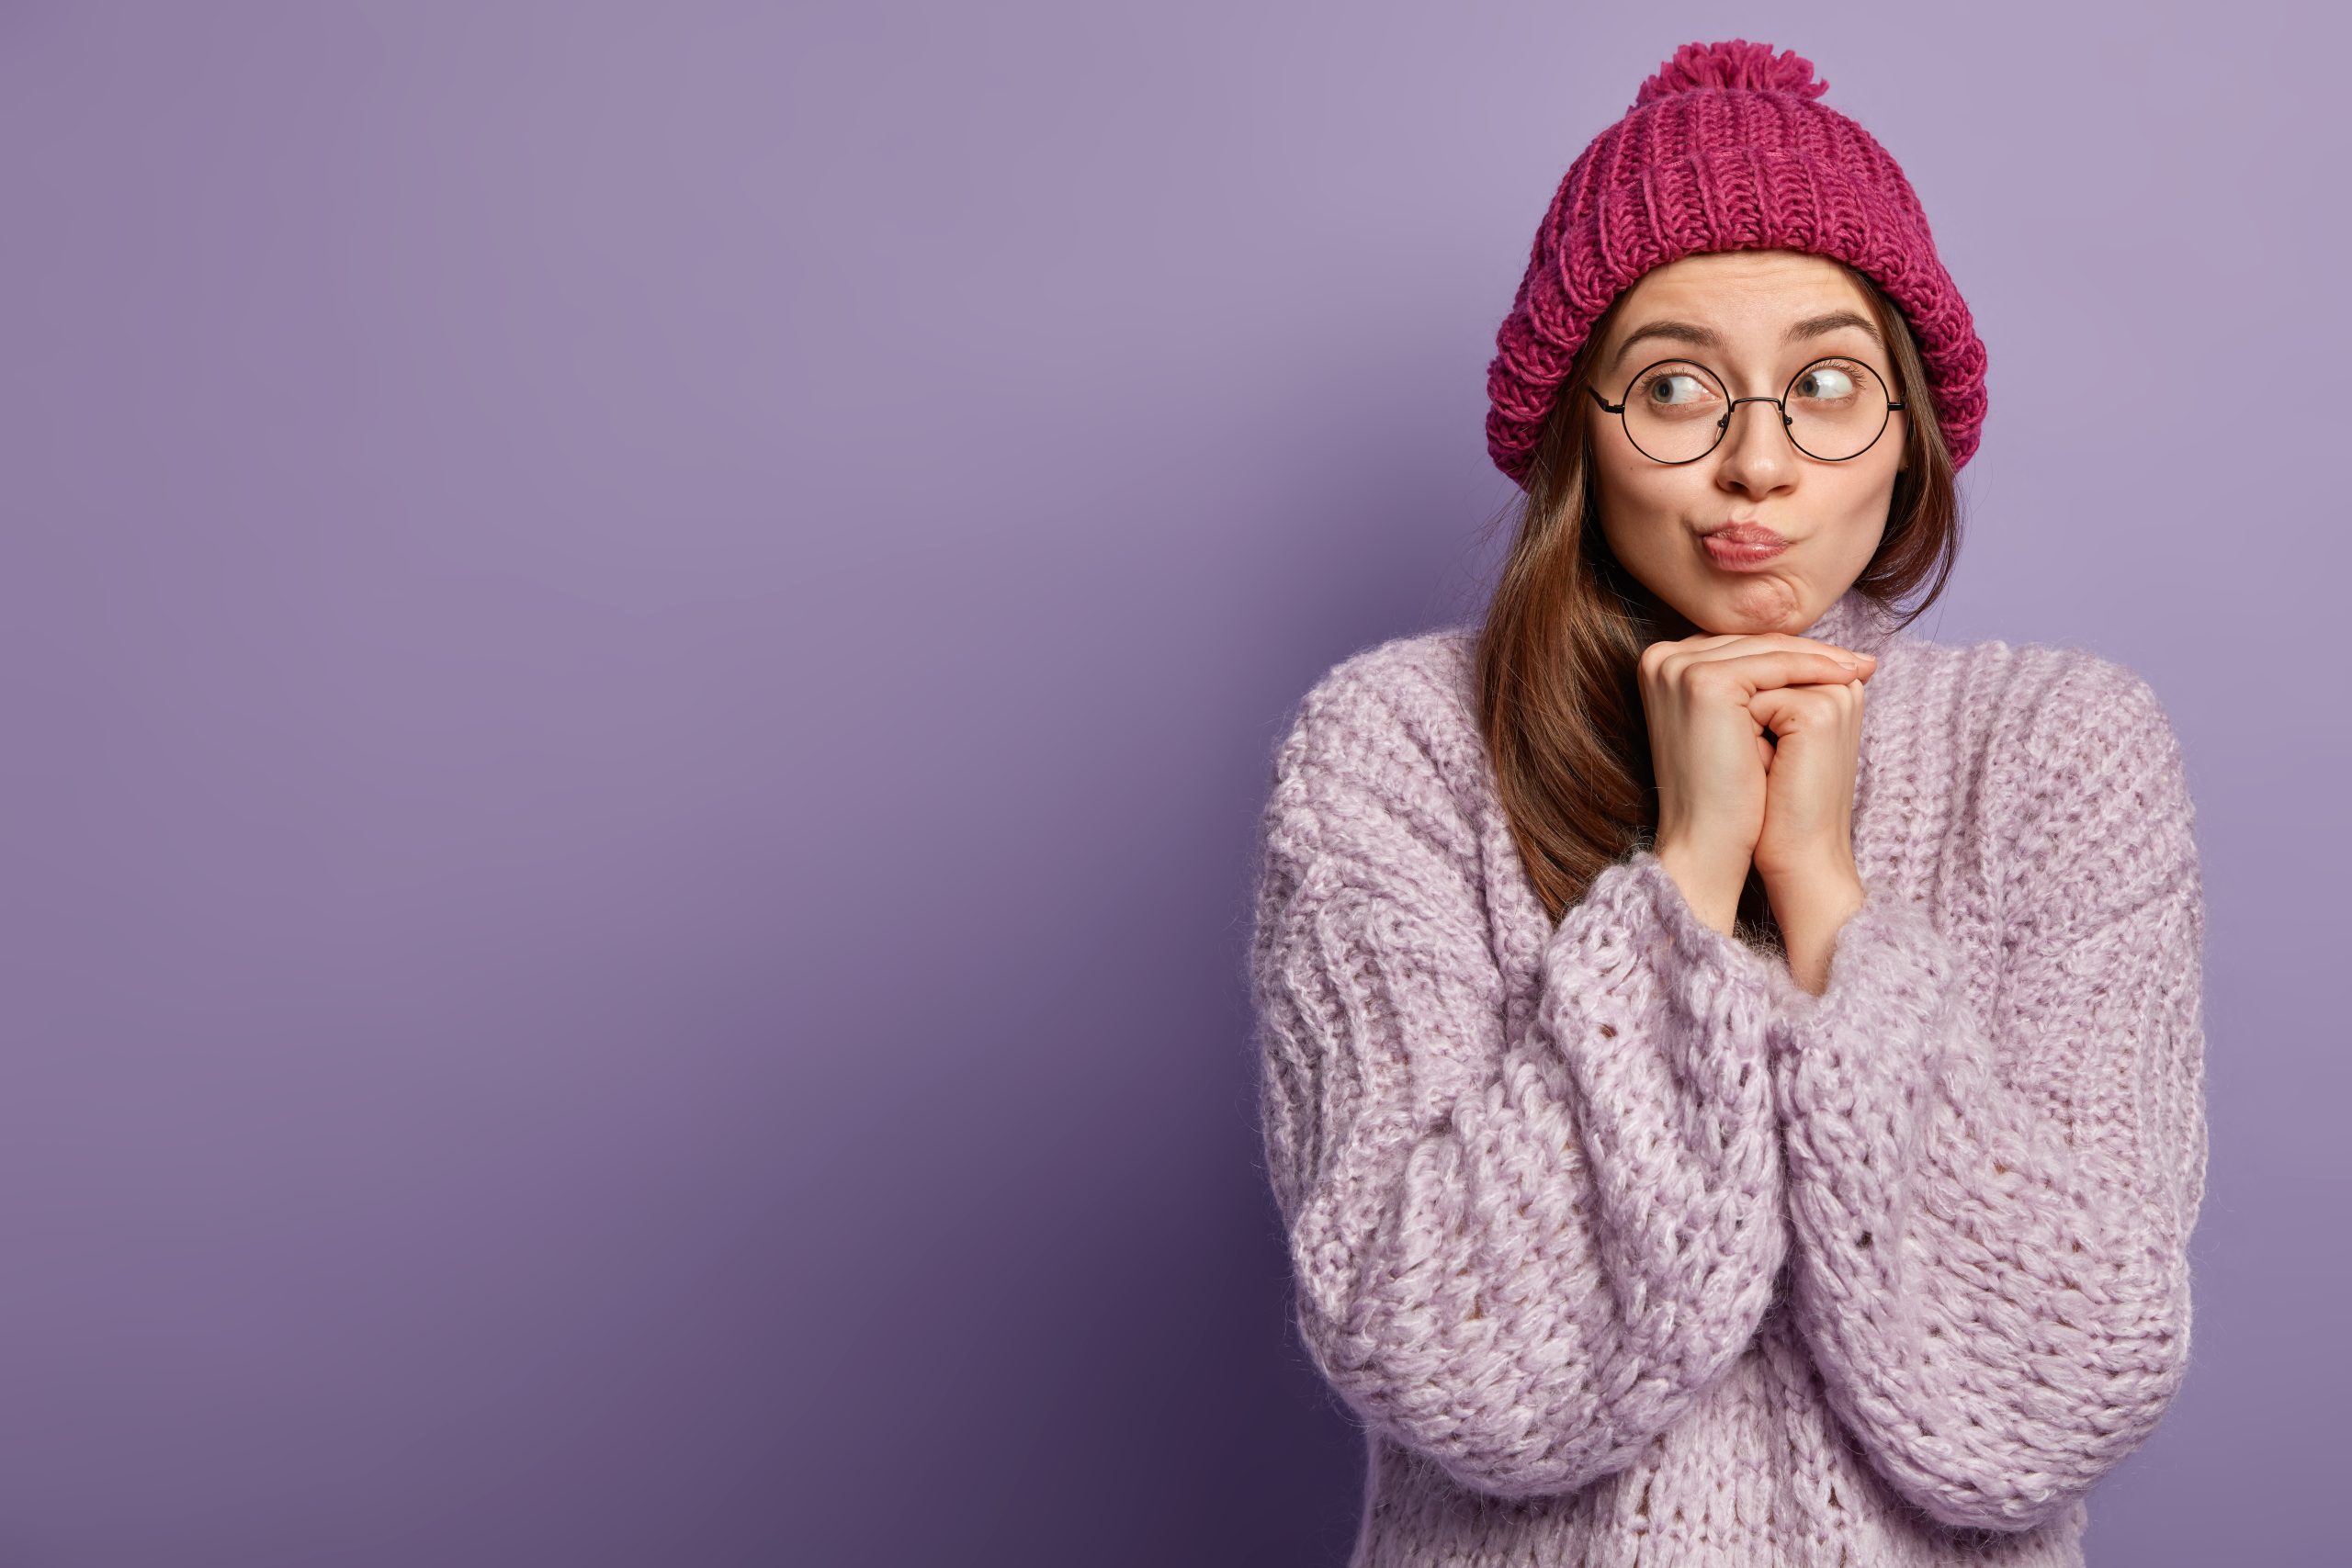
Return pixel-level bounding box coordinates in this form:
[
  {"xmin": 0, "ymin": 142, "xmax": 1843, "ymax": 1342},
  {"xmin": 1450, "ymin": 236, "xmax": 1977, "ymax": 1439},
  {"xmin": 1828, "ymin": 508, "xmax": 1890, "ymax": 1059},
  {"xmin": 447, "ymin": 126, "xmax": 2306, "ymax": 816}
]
[
  {"xmin": 1764, "ymin": 660, "xmax": 2208, "ymax": 1534},
  {"xmin": 1249, "ymin": 660, "xmax": 1791, "ymax": 1501}
]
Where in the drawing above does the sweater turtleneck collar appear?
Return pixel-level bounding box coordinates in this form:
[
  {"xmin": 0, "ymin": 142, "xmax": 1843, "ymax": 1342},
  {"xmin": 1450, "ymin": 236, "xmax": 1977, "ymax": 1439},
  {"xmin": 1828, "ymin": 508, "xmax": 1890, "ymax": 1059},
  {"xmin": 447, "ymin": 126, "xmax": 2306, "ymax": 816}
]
[{"xmin": 1797, "ymin": 584, "xmax": 1901, "ymax": 660}]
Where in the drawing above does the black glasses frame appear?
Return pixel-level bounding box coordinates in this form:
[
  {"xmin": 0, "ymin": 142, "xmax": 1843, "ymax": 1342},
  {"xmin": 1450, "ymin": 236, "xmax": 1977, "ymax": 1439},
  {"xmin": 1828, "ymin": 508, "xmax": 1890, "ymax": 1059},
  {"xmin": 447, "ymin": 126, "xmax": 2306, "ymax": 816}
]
[{"xmin": 1589, "ymin": 355, "xmax": 1906, "ymax": 465}]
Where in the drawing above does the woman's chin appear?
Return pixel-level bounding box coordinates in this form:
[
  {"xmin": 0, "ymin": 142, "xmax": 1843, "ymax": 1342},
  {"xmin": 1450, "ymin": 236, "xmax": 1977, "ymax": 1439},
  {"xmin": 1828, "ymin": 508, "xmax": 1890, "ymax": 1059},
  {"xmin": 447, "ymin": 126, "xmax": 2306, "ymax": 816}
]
[{"xmin": 1685, "ymin": 574, "xmax": 1806, "ymax": 635}]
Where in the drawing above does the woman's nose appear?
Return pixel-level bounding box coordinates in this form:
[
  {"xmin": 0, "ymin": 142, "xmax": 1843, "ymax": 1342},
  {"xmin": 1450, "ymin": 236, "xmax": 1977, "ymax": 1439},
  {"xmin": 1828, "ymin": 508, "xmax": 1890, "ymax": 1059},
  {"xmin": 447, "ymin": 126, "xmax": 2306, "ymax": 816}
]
[{"xmin": 1713, "ymin": 398, "xmax": 1796, "ymax": 489}]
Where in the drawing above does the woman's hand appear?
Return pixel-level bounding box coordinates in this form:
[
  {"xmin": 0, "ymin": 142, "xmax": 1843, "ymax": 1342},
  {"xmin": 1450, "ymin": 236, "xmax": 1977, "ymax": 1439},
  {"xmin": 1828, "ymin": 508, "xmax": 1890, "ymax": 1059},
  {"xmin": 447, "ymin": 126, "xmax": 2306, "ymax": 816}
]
[
  {"xmin": 1746, "ymin": 669, "xmax": 1870, "ymax": 886},
  {"xmin": 1638, "ymin": 634, "xmax": 1876, "ymax": 934},
  {"xmin": 1747, "ymin": 671, "xmax": 1873, "ymax": 991}
]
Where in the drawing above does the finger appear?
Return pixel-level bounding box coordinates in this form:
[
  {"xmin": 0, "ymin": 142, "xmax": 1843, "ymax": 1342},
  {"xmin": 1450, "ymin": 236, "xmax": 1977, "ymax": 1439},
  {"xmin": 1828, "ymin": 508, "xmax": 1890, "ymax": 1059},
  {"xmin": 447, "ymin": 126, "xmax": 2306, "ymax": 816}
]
[
  {"xmin": 1647, "ymin": 638, "xmax": 1877, "ymax": 684},
  {"xmin": 1664, "ymin": 649, "xmax": 1875, "ymax": 696},
  {"xmin": 1652, "ymin": 631, "xmax": 1875, "ymax": 663}
]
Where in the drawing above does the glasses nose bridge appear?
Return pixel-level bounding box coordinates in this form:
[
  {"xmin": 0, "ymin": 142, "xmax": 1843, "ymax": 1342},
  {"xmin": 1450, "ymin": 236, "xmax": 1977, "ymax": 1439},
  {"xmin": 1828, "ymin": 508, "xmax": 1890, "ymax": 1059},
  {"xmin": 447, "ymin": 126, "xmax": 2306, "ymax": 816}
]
[{"xmin": 1714, "ymin": 391, "xmax": 1792, "ymax": 453}]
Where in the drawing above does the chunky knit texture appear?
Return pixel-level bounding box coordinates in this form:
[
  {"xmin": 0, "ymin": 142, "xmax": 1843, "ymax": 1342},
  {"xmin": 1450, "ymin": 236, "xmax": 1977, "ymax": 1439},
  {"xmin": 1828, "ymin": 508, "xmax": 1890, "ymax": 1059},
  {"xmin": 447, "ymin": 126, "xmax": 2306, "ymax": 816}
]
[
  {"xmin": 1486, "ymin": 39, "xmax": 1991, "ymax": 488},
  {"xmin": 1248, "ymin": 588, "xmax": 2207, "ymax": 1567}
]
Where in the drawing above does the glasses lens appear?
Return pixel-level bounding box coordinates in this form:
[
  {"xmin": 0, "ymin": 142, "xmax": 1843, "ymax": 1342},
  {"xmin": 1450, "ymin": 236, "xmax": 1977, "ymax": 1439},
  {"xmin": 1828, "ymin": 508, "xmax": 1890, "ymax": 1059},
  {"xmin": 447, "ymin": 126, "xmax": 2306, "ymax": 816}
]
[
  {"xmin": 1785, "ymin": 357, "xmax": 1893, "ymax": 461},
  {"xmin": 1620, "ymin": 360, "xmax": 1728, "ymax": 463}
]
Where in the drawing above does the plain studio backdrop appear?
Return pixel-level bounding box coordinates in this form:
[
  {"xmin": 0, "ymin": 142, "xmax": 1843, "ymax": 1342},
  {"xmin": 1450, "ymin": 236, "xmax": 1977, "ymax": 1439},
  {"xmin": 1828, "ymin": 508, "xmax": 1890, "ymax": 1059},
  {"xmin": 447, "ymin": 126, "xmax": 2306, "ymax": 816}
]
[{"xmin": 4, "ymin": 3, "xmax": 2345, "ymax": 1564}]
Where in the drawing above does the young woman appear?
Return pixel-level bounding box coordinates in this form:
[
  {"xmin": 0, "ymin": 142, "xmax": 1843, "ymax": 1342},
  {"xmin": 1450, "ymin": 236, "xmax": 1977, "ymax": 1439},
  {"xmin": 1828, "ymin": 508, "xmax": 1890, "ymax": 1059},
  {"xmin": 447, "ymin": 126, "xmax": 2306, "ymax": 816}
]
[{"xmin": 1249, "ymin": 39, "xmax": 2205, "ymax": 1568}]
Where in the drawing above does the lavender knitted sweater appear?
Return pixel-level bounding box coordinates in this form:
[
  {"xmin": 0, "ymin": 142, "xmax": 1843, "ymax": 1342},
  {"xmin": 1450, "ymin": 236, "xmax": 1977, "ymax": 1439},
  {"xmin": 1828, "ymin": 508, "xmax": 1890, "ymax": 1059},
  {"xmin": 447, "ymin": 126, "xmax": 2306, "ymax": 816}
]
[{"xmin": 1247, "ymin": 588, "xmax": 2207, "ymax": 1567}]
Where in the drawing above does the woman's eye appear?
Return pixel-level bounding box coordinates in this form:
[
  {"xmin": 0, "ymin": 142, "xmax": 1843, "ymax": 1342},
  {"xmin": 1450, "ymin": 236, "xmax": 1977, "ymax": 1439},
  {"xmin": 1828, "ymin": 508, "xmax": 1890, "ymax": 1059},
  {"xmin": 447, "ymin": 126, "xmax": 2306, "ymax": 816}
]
[
  {"xmin": 1645, "ymin": 373, "xmax": 1708, "ymax": 405},
  {"xmin": 1794, "ymin": 365, "xmax": 1857, "ymax": 400}
]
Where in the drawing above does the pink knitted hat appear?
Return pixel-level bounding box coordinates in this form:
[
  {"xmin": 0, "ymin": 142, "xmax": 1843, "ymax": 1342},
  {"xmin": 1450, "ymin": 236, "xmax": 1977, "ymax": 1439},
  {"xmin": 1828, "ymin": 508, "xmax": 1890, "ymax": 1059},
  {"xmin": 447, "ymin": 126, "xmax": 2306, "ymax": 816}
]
[{"xmin": 1486, "ymin": 39, "xmax": 1989, "ymax": 488}]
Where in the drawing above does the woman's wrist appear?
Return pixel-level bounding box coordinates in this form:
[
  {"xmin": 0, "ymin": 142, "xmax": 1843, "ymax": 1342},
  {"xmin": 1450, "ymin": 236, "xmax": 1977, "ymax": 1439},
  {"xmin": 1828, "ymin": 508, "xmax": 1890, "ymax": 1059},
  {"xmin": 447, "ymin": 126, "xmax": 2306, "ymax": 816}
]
[
  {"xmin": 1650, "ymin": 837, "xmax": 1747, "ymax": 936},
  {"xmin": 1762, "ymin": 862, "xmax": 1868, "ymax": 995}
]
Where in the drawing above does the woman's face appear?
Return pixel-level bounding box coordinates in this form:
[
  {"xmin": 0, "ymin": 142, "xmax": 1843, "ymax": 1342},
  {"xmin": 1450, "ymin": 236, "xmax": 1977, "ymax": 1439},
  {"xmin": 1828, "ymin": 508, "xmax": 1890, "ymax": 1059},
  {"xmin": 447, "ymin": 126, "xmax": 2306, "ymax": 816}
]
[{"xmin": 1587, "ymin": 249, "xmax": 1906, "ymax": 639}]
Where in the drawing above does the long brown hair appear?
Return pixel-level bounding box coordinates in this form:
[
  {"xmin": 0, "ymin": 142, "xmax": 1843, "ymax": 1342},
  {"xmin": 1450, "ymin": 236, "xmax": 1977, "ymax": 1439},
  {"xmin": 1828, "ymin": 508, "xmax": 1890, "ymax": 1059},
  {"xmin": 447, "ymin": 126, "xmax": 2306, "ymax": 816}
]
[{"xmin": 1473, "ymin": 260, "xmax": 1962, "ymax": 946}]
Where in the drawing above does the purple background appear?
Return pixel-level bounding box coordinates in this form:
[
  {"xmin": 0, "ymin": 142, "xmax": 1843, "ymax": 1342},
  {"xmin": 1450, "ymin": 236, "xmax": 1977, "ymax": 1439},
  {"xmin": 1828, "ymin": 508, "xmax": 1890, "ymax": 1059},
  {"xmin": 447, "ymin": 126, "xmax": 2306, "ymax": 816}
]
[{"xmin": 5, "ymin": 4, "xmax": 2343, "ymax": 1563}]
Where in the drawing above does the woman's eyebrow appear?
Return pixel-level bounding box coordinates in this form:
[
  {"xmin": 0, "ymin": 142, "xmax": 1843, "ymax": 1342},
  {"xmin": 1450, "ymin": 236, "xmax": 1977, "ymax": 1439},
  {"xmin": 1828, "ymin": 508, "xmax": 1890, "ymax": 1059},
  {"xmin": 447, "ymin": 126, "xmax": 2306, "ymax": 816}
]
[{"xmin": 1609, "ymin": 310, "xmax": 1885, "ymax": 370}]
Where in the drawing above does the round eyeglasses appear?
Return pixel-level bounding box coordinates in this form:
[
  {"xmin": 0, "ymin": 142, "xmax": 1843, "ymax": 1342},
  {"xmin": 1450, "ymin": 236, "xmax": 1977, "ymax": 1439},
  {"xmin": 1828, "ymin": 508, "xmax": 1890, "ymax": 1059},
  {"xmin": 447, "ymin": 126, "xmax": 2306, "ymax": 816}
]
[{"xmin": 1589, "ymin": 355, "xmax": 1905, "ymax": 465}]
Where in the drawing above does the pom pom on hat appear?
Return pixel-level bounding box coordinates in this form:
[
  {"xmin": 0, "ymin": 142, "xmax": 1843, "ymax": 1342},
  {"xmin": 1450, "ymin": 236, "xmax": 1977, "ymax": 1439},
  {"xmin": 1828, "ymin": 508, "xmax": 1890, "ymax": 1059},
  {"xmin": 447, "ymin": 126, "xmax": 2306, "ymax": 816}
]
[{"xmin": 1633, "ymin": 39, "xmax": 1829, "ymax": 106}]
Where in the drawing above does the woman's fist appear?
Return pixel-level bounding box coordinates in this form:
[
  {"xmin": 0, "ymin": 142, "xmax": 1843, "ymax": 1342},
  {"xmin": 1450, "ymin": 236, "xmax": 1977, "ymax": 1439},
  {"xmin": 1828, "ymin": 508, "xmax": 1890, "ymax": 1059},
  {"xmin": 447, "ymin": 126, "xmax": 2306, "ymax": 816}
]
[{"xmin": 1747, "ymin": 670, "xmax": 1870, "ymax": 885}]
